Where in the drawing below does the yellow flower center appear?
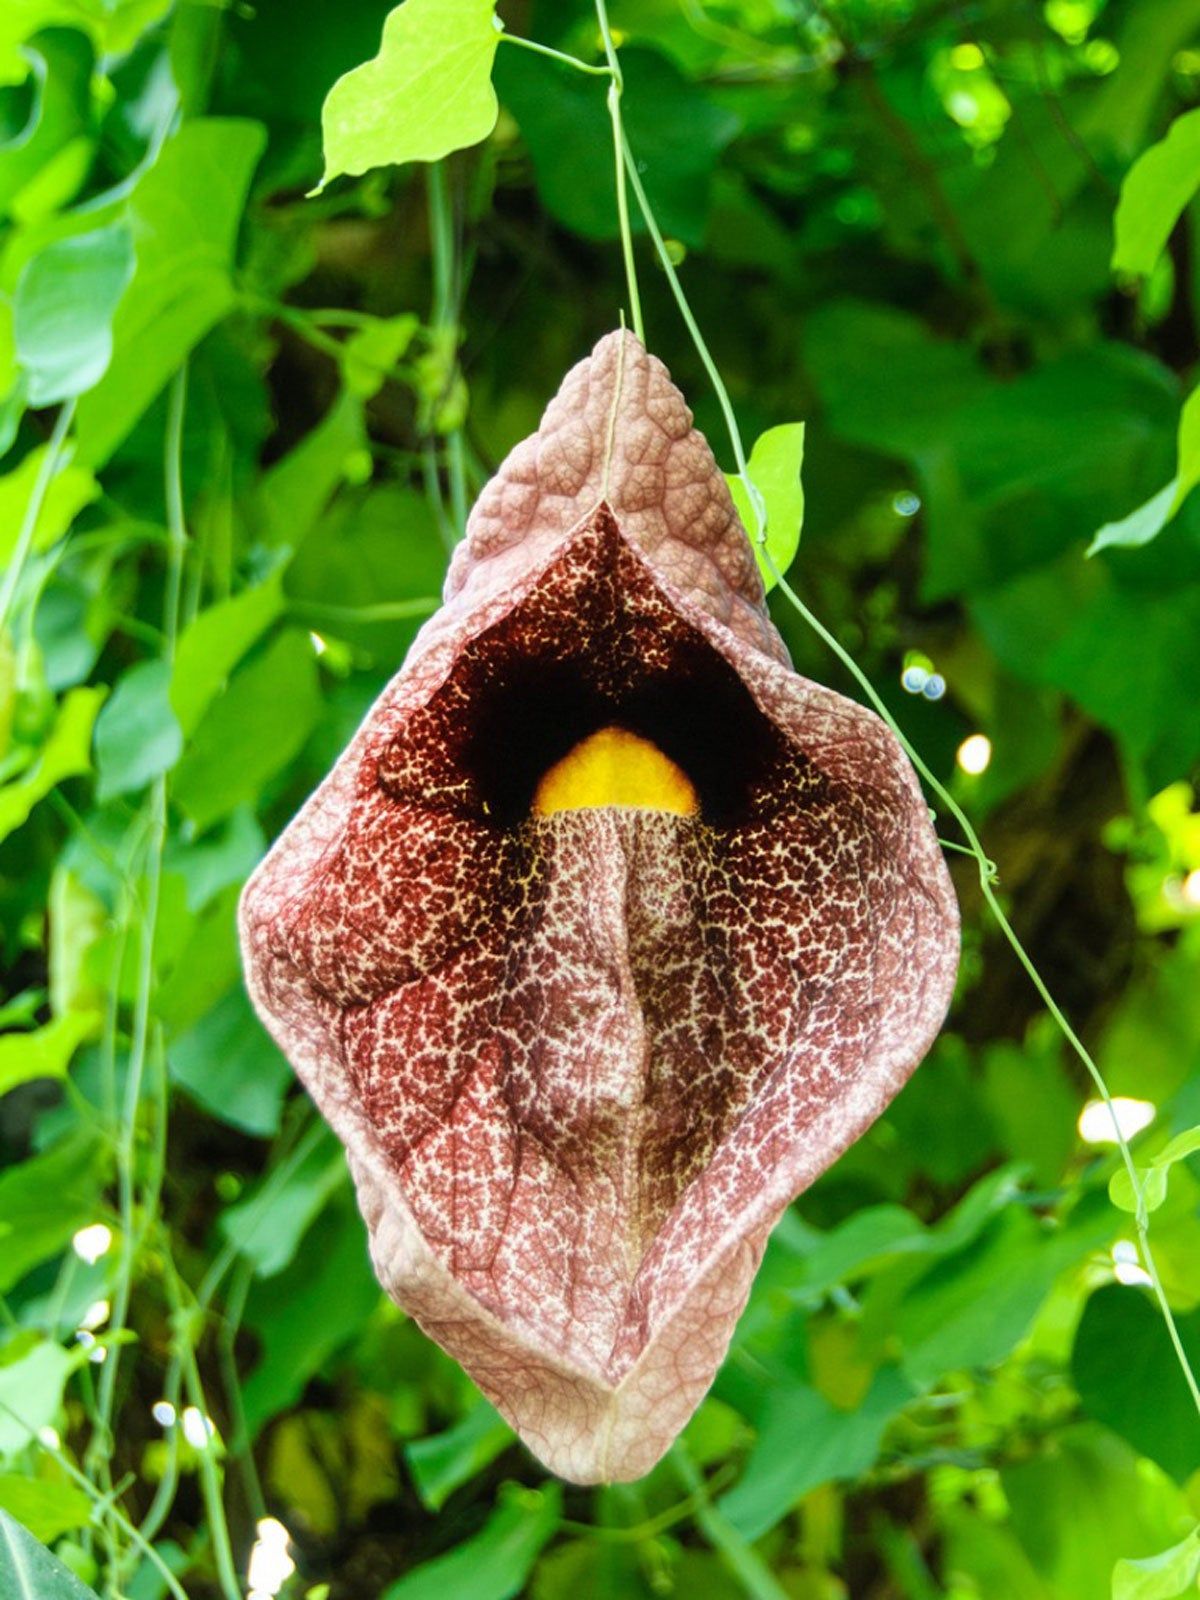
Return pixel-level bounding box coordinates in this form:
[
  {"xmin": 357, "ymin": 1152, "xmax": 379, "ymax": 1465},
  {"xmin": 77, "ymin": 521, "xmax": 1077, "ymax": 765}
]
[{"xmin": 532, "ymin": 726, "xmax": 699, "ymax": 817}]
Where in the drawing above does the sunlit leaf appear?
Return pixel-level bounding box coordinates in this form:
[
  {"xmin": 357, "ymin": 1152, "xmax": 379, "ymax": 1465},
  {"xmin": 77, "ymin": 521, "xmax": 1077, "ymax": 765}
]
[
  {"xmin": 93, "ymin": 659, "xmax": 182, "ymax": 800},
  {"xmin": 380, "ymin": 1482, "xmax": 562, "ymax": 1600},
  {"xmin": 0, "ymin": 448, "xmax": 98, "ymax": 566},
  {"xmin": 74, "ymin": 119, "xmax": 266, "ymax": 467},
  {"xmin": 0, "ymin": 1134, "xmax": 106, "ymax": 1293},
  {"xmin": 0, "ymin": 1341, "xmax": 79, "ymax": 1459},
  {"xmin": 1113, "ymin": 1525, "xmax": 1200, "ymax": 1600},
  {"xmin": 1109, "ymin": 1127, "xmax": 1200, "ymax": 1216},
  {"xmin": 14, "ymin": 221, "xmax": 135, "ymax": 404},
  {"xmin": 255, "ymin": 393, "xmax": 366, "ymax": 549},
  {"xmin": 220, "ymin": 1125, "xmax": 348, "ymax": 1276},
  {"xmin": 173, "ymin": 628, "xmax": 321, "ymax": 831},
  {"xmin": 317, "ymin": 0, "xmax": 503, "ymax": 190},
  {"xmin": 0, "ymin": 1011, "xmax": 97, "ymax": 1097},
  {"xmin": 718, "ymin": 1367, "xmax": 912, "ymax": 1541},
  {"xmin": 168, "ymin": 987, "xmax": 291, "ymax": 1136},
  {"xmin": 727, "ymin": 422, "xmax": 805, "ymax": 590},
  {"xmin": 0, "ymin": 1506, "xmax": 100, "ymax": 1600},
  {"xmin": 0, "ymin": 1477, "xmax": 91, "ymax": 1546},
  {"xmin": 0, "ymin": 687, "xmax": 105, "ymax": 846},
  {"xmin": 1113, "ymin": 107, "xmax": 1200, "ymax": 278},
  {"xmin": 170, "ymin": 576, "xmax": 283, "ymax": 737}
]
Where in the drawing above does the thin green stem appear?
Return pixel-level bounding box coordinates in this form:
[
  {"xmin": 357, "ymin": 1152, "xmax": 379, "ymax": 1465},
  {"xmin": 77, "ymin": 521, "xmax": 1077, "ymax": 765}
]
[
  {"xmin": 498, "ymin": 32, "xmax": 612, "ymax": 75},
  {"xmin": 181, "ymin": 1346, "xmax": 241, "ymax": 1600},
  {"xmin": 670, "ymin": 1443, "xmax": 790, "ymax": 1600},
  {"xmin": 426, "ymin": 162, "xmax": 469, "ymax": 540},
  {"xmin": 0, "ymin": 398, "xmax": 78, "ymax": 636},
  {"xmin": 620, "ymin": 129, "xmax": 753, "ymax": 490},
  {"xmin": 618, "ymin": 111, "xmax": 1200, "ymax": 1422},
  {"xmin": 594, "ymin": 1, "xmax": 645, "ymax": 343},
  {"xmin": 163, "ymin": 367, "xmax": 189, "ymax": 657}
]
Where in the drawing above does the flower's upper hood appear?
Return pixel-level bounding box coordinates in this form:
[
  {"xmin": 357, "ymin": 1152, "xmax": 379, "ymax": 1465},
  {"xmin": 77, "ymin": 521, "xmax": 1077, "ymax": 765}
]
[{"xmin": 239, "ymin": 330, "xmax": 959, "ymax": 1483}]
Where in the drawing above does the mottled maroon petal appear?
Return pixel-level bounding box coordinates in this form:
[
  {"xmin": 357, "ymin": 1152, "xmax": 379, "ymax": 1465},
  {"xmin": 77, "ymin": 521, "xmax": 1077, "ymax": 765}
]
[{"xmin": 240, "ymin": 331, "xmax": 959, "ymax": 1483}]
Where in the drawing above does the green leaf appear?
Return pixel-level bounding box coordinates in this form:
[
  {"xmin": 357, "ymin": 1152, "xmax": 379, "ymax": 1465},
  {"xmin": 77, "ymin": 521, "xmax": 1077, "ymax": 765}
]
[
  {"xmin": 727, "ymin": 422, "xmax": 805, "ymax": 590},
  {"xmin": 284, "ymin": 485, "xmax": 445, "ymax": 665},
  {"xmin": 74, "ymin": 119, "xmax": 266, "ymax": 467},
  {"xmin": 173, "ymin": 628, "xmax": 321, "ymax": 832},
  {"xmin": 0, "ymin": 1012, "xmax": 97, "ymax": 1097},
  {"xmin": 0, "ymin": 1342, "xmax": 78, "ymax": 1459},
  {"xmin": 1073, "ymin": 1285, "xmax": 1200, "ymax": 1481},
  {"xmin": 242, "ymin": 1197, "xmax": 381, "ymax": 1431},
  {"xmin": 168, "ymin": 987, "xmax": 292, "ymax": 1137},
  {"xmin": 718, "ymin": 1367, "xmax": 913, "ymax": 1542},
  {"xmin": 1089, "ymin": 479, "xmax": 1177, "ymax": 556},
  {"xmin": 1113, "ymin": 1526, "xmax": 1200, "ymax": 1600},
  {"xmin": 0, "ymin": 688, "xmax": 105, "ymax": 847},
  {"xmin": 494, "ymin": 44, "xmax": 738, "ymax": 246},
  {"xmin": 0, "ymin": 1134, "xmax": 106, "ymax": 1293},
  {"xmin": 170, "ymin": 576, "xmax": 283, "ymax": 736},
  {"xmin": 48, "ymin": 865, "xmax": 109, "ymax": 1019},
  {"xmin": 1109, "ymin": 1127, "xmax": 1200, "ymax": 1215},
  {"xmin": 1089, "ymin": 385, "xmax": 1200, "ymax": 555},
  {"xmin": 0, "ymin": 1477, "xmax": 91, "ymax": 1546},
  {"xmin": 317, "ymin": 0, "xmax": 503, "ymax": 190},
  {"xmin": 1113, "ymin": 107, "xmax": 1200, "ymax": 278},
  {"xmin": 380, "ymin": 1482, "xmax": 562, "ymax": 1600},
  {"xmin": 343, "ymin": 313, "xmax": 418, "ymax": 399},
  {"xmin": 92, "ymin": 660, "xmax": 183, "ymax": 801},
  {"xmin": 219, "ymin": 1126, "xmax": 348, "ymax": 1276},
  {"xmin": 0, "ymin": 1506, "xmax": 100, "ymax": 1599},
  {"xmin": 14, "ymin": 220, "xmax": 135, "ymax": 404},
  {"xmin": 406, "ymin": 1400, "xmax": 515, "ymax": 1512},
  {"xmin": 255, "ymin": 392, "xmax": 366, "ymax": 548},
  {"xmin": 0, "ymin": 448, "xmax": 98, "ymax": 566},
  {"xmin": 894, "ymin": 1194, "xmax": 1116, "ymax": 1388},
  {"xmin": 1003, "ymin": 1425, "xmax": 1191, "ymax": 1599}
]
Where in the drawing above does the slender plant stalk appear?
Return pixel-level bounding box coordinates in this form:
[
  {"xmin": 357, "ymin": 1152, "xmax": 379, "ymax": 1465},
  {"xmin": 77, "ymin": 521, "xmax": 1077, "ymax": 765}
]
[
  {"xmin": 594, "ymin": 0, "xmax": 645, "ymax": 343},
  {"xmin": 670, "ymin": 1443, "xmax": 791, "ymax": 1600},
  {"xmin": 499, "ymin": 32, "xmax": 612, "ymax": 75},
  {"xmin": 427, "ymin": 161, "xmax": 470, "ymax": 539},
  {"xmin": 0, "ymin": 397, "xmax": 78, "ymax": 636}
]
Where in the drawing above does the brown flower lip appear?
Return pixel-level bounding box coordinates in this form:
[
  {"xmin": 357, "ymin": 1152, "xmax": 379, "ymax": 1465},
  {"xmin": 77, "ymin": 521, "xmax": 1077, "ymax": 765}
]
[{"xmin": 239, "ymin": 330, "xmax": 960, "ymax": 1484}]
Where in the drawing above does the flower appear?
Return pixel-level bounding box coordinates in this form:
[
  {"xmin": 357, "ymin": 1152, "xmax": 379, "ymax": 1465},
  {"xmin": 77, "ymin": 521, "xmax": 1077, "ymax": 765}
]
[{"xmin": 239, "ymin": 331, "xmax": 959, "ymax": 1483}]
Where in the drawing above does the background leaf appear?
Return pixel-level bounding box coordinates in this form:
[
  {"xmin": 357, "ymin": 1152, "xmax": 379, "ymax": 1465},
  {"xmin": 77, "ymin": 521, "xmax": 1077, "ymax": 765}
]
[{"xmin": 318, "ymin": 0, "xmax": 502, "ymax": 187}]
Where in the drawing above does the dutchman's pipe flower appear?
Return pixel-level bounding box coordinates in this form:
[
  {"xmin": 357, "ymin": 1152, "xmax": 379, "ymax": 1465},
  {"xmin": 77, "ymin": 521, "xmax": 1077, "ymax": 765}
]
[{"xmin": 240, "ymin": 331, "xmax": 959, "ymax": 1483}]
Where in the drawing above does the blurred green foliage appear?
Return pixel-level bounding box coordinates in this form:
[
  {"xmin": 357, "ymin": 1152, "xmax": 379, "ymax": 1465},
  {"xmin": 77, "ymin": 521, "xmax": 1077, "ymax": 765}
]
[{"xmin": 1, "ymin": 0, "xmax": 1200, "ymax": 1596}]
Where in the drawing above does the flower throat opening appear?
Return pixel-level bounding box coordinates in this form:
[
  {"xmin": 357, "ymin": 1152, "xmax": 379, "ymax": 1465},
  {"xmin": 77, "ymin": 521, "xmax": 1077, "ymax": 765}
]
[{"xmin": 532, "ymin": 727, "xmax": 699, "ymax": 817}]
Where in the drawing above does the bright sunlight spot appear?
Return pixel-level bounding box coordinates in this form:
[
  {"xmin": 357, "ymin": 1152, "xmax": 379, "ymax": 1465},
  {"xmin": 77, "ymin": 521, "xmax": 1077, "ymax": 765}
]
[
  {"xmin": 950, "ymin": 42, "xmax": 985, "ymax": 69},
  {"xmin": 248, "ymin": 1518, "xmax": 296, "ymax": 1600},
  {"xmin": 957, "ymin": 734, "xmax": 992, "ymax": 775},
  {"xmin": 72, "ymin": 1223, "xmax": 113, "ymax": 1264},
  {"xmin": 1112, "ymin": 1239, "xmax": 1153, "ymax": 1287},
  {"xmin": 1183, "ymin": 867, "xmax": 1200, "ymax": 907},
  {"xmin": 182, "ymin": 1406, "xmax": 216, "ymax": 1449},
  {"xmin": 1077, "ymin": 1097, "xmax": 1156, "ymax": 1145},
  {"xmin": 152, "ymin": 1400, "xmax": 177, "ymax": 1428},
  {"xmin": 79, "ymin": 1299, "xmax": 110, "ymax": 1331}
]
